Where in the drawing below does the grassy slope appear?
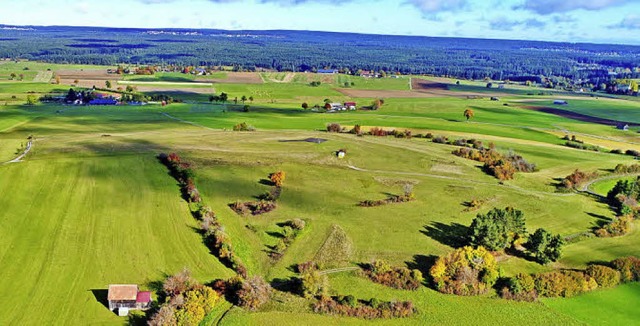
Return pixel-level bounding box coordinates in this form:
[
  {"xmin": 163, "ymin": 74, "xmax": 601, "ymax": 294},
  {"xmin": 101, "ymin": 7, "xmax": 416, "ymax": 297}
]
[{"xmin": 542, "ymin": 283, "xmax": 640, "ymax": 325}]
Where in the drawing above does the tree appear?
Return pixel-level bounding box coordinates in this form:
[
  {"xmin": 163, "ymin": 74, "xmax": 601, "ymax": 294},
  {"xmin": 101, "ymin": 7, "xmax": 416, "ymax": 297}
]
[
  {"xmin": 269, "ymin": 171, "xmax": 285, "ymax": 187},
  {"xmin": 463, "ymin": 108, "xmax": 474, "ymax": 121},
  {"xmin": 236, "ymin": 276, "xmax": 271, "ymax": 310},
  {"xmin": 105, "ymin": 80, "xmax": 111, "ymax": 89},
  {"xmin": 526, "ymin": 228, "xmax": 563, "ymax": 264},
  {"xmin": 73, "ymin": 79, "xmax": 79, "ymax": 85},
  {"xmin": 9, "ymin": 72, "xmax": 16, "ymax": 80},
  {"xmin": 19, "ymin": 74, "xmax": 24, "ymax": 81},
  {"xmin": 324, "ymin": 102, "xmax": 332, "ymax": 110},
  {"xmin": 468, "ymin": 207, "xmax": 526, "ymax": 251},
  {"xmin": 301, "ymin": 102, "xmax": 308, "ymax": 110},
  {"xmin": 486, "ymin": 82, "xmax": 493, "ymax": 88},
  {"xmin": 372, "ymin": 98, "xmax": 384, "ymax": 110},
  {"xmin": 248, "ymin": 96, "xmax": 254, "ymax": 102},
  {"xmin": 219, "ymin": 92, "xmax": 228, "ymax": 103},
  {"xmin": 54, "ymin": 75, "xmax": 61, "ymax": 84},
  {"xmin": 430, "ymin": 246, "xmax": 498, "ymax": 296},
  {"xmin": 125, "ymin": 85, "xmax": 134, "ymax": 93},
  {"xmin": 241, "ymin": 95, "xmax": 247, "ymax": 104},
  {"xmin": 233, "ymin": 97, "xmax": 238, "ymax": 104},
  {"xmin": 26, "ymin": 95, "xmax": 37, "ymax": 105}
]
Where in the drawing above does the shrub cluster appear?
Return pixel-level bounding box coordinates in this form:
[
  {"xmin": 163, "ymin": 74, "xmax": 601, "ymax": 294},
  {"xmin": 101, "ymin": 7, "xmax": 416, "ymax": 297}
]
[
  {"xmin": 313, "ymin": 296, "xmax": 415, "ymax": 319},
  {"xmin": 358, "ymin": 193, "xmax": 415, "ymax": 207},
  {"xmin": 525, "ymin": 228, "xmax": 564, "ymax": 265},
  {"xmin": 361, "ymin": 260, "xmax": 423, "ymax": 290},
  {"xmin": 269, "ymin": 219, "xmax": 306, "ymax": 260},
  {"xmin": 296, "ymin": 262, "xmax": 330, "ymax": 298},
  {"xmin": 326, "ymin": 123, "xmax": 343, "ymax": 133},
  {"xmin": 606, "ymin": 177, "xmax": 640, "ymax": 216},
  {"xmin": 429, "ymin": 246, "xmax": 499, "ymax": 296},
  {"xmin": 611, "ymin": 256, "xmax": 640, "ymax": 282},
  {"xmin": 614, "ymin": 163, "xmax": 640, "ymax": 174},
  {"xmin": 200, "ymin": 205, "xmax": 248, "ymax": 277},
  {"xmin": 595, "ymin": 215, "xmax": 633, "ymax": 237},
  {"xmin": 158, "ymin": 153, "xmax": 247, "ymax": 277},
  {"xmin": 501, "ymin": 258, "xmax": 638, "ymax": 301},
  {"xmin": 158, "ymin": 153, "xmax": 201, "ymax": 203},
  {"xmin": 561, "ymin": 135, "xmax": 602, "ymax": 152},
  {"xmin": 452, "ymin": 147, "xmax": 536, "ymax": 180},
  {"xmin": 559, "ymin": 169, "xmax": 598, "ymax": 190},
  {"xmin": 222, "ymin": 276, "xmax": 272, "ymax": 311},
  {"xmin": 233, "ymin": 122, "xmax": 256, "ymax": 131},
  {"xmin": 230, "ymin": 172, "xmax": 284, "ymax": 216},
  {"xmin": 148, "ymin": 269, "xmax": 220, "ymax": 326}
]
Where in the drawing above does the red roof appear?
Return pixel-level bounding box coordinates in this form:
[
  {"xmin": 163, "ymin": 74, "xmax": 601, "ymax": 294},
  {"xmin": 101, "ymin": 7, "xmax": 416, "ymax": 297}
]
[{"xmin": 136, "ymin": 291, "xmax": 152, "ymax": 303}]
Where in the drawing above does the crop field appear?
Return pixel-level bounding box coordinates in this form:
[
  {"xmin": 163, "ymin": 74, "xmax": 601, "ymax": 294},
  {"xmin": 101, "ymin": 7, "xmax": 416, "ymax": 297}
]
[{"xmin": 1, "ymin": 62, "xmax": 640, "ymax": 325}]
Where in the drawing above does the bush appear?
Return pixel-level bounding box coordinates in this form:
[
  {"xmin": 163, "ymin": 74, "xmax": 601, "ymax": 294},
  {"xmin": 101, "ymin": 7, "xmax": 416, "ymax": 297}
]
[
  {"xmin": 326, "ymin": 123, "xmax": 342, "ymax": 133},
  {"xmin": 610, "ymin": 256, "xmax": 640, "ymax": 282},
  {"xmin": 233, "ymin": 122, "xmax": 255, "ymax": 131},
  {"xmin": 289, "ymin": 218, "xmax": 306, "ymax": 230},
  {"xmin": 595, "ymin": 215, "xmax": 632, "ymax": 237},
  {"xmin": 429, "ymin": 246, "xmax": 498, "ymax": 296},
  {"xmin": 269, "ymin": 171, "xmax": 285, "ymax": 187},
  {"xmin": 299, "ymin": 269, "xmax": 329, "ymax": 298},
  {"xmin": 532, "ymin": 271, "xmax": 595, "ymax": 298},
  {"xmin": 500, "ymin": 273, "xmax": 537, "ymax": 301},
  {"xmin": 363, "ymin": 260, "xmax": 423, "ymax": 290},
  {"xmin": 235, "ymin": 276, "xmax": 272, "ymax": 310},
  {"xmin": 585, "ymin": 265, "xmax": 621, "ymax": 288}
]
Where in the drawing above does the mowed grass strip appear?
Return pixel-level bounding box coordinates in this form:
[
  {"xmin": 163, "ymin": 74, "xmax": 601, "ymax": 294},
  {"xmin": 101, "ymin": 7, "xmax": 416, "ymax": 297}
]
[{"xmin": 0, "ymin": 156, "xmax": 233, "ymax": 325}]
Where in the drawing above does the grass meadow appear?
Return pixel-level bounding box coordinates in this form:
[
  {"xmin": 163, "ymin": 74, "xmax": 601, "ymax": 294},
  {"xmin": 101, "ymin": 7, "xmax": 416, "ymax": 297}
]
[{"xmin": 1, "ymin": 64, "xmax": 640, "ymax": 325}]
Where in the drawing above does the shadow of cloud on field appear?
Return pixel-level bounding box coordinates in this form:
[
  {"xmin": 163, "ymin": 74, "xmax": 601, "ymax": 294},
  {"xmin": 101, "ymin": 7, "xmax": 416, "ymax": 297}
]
[{"xmin": 421, "ymin": 222, "xmax": 469, "ymax": 248}]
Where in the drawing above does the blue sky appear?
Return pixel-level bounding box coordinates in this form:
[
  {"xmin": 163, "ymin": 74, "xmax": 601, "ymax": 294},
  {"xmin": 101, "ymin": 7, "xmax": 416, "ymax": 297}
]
[{"xmin": 1, "ymin": 0, "xmax": 639, "ymax": 45}]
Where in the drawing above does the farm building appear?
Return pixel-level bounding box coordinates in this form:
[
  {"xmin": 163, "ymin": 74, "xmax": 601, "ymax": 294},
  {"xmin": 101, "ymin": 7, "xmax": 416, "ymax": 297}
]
[
  {"xmin": 330, "ymin": 102, "xmax": 345, "ymax": 110},
  {"xmin": 617, "ymin": 124, "xmax": 629, "ymax": 131},
  {"xmin": 553, "ymin": 100, "xmax": 568, "ymax": 105},
  {"xmin": 317, "ymin": 69, "xmax": 338, "ymax": 74},
  {"xmin": 344, "ymin": 102, "xmax": 357, "ymax": 110},
  {"xmin": 89, "ymin": 98, "xmax": 118, "ymax": 105},
  {"xmin": 107, "ymin": 284, "xmax": 152, "ymax": 316}
]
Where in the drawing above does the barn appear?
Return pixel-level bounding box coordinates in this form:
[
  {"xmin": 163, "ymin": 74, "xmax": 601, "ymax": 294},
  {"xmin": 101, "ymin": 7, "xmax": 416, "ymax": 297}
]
[{"xmin": 107, "ymin": 284, "xmax": 152, "ymax": 316}]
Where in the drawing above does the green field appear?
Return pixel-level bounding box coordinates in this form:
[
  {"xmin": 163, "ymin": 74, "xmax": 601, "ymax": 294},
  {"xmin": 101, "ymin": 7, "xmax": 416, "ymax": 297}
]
[
  {"xmin": 1, "ymin": 62, "xmax": 640, "ymax": 325},
  {"xmin": 543, "ymin": 283, "xmax": 640, "ymax": 325}
]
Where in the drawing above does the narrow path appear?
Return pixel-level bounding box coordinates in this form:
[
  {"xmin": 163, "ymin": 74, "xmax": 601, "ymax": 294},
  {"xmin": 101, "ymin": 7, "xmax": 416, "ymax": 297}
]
[
  {"xmin": 578, "ymin": 173, "xmax": 640, "ymax": 196},
  {"xmin": 4, "ymin": 140, "xmax": 33, "ymax": 164},
  {"xmin": 160, "ymin": 112, "xmax": 218, "ymax": 131}
]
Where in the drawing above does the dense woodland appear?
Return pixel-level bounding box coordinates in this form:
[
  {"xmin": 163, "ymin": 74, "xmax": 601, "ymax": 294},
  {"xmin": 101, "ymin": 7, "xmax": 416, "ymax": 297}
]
[{"xmin": 1, "ymin": 25, "xmax": 640, "ymax": 85}]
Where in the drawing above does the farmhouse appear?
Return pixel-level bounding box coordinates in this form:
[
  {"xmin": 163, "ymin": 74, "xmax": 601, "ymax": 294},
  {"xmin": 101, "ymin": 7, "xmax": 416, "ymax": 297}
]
[
  {"xmin": 107, "ymin": 284, "xmax": 152, "ymax": 316},
  {"xmin": 330, "ymin": 102, "xmax": 345, "ymax": 110},
  {"xmin": 553, "ymin": 100, "xmax": 568, "ymax": 105},
  {"xmin": 344, "ymin": 101, "xmax": 357, "ymax": 110}
]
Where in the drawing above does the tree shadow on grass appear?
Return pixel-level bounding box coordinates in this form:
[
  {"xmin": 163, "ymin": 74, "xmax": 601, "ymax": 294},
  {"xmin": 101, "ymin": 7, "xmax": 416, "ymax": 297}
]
[
  {"xmin": 421, "ymin": 222, "xmax": 469, "ymax": 248},
  {"xmin": 586, "ymin": 212, "xmax": 613, "ymax": 231},
  {"xmin": 270, "ymin": 277, "xmax": 299, "ymax": 295},
  {"xmin": 405, "ymin": 254, "xmax": 438, "ymax": 286}
]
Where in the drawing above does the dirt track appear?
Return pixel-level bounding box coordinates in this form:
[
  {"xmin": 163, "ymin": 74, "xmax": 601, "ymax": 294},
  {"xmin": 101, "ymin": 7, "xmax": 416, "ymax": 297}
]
[{"xmin": 523, "ymin": 106, "xmax": 639, "ymax": 126}]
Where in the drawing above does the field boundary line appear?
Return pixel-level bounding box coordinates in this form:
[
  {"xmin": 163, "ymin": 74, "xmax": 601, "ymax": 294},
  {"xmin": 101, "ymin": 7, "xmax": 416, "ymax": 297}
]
[{"xmin": 318, "ymin": 267, "xmax": 359, "ymax": 275}]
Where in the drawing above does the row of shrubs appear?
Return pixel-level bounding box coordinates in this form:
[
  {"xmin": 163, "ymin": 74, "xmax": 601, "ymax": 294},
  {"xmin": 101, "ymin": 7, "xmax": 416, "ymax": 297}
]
[
  {"xmin": 148, "ymin": 269, "xmax": 220, "ymax": 326},
  {"xmin": 501, "ymin": 256, "xmax": 640, "ymax": 301},
  {"xmin": 452, "ymin": 147, "xmax": 537, "ymax": 180},
  {"xmin": 313, "ymin": 296, "xmax": 415, "ymax": 319},
  {"xmin": 269, "ymin": 219, "xmax": 306, "ymax": 260},
  {"xmin": 361, "ymin": 260, "xmax": 424, "ymax": 290},
  {"xmin": 358, "ymin": 193, "xmax": 415, "ymax": 207},
  {"xmin": 158, "ymin": 153, "xmax": 247, "ymax": 277},
  {"xmin": 564, "ymin": 141, "xmax": 603, "ymax": 152},
  {"xmin": 229, "ymin": 172, "xmax": 285, "ymax": 216},
  {"xmin": 613, "ymin": 163, "xmax": 640, "ymax": 174},
  {"xmin": 233, "ymin": 122, "xmax": 255, "ymax": 131}
]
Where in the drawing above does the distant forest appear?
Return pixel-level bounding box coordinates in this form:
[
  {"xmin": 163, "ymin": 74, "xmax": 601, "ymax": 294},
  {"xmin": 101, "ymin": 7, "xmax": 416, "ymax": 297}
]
[{"xmin": 1, "ymin": 25, "xmax": 640, "ymax": 83}]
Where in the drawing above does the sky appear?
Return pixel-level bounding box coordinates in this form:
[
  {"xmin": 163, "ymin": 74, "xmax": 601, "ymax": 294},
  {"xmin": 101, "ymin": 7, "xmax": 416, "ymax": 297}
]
[{"xmin": 1, "ymin": 0, "xmax": 640, "ymax": 45}]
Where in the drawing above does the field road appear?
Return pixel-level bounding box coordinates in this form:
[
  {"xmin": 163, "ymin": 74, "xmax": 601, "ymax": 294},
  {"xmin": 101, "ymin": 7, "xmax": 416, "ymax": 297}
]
[
  {"xmin": 579, "ymin": 173, "xmax": 640, "ymax": 196},
  {"xmin": 4, "ymin": 140, "xmax": 33, "ymax": 164}
]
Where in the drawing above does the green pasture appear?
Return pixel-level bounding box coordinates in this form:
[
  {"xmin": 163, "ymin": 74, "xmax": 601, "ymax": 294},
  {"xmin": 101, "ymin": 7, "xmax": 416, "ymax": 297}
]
[
  {"xmin": 0, "ymin": 64, "xmax": 640, "ymax": 325},
  {"xmin": 543, "ymin": 283, "xmax": 640, "ymax": 325}
]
